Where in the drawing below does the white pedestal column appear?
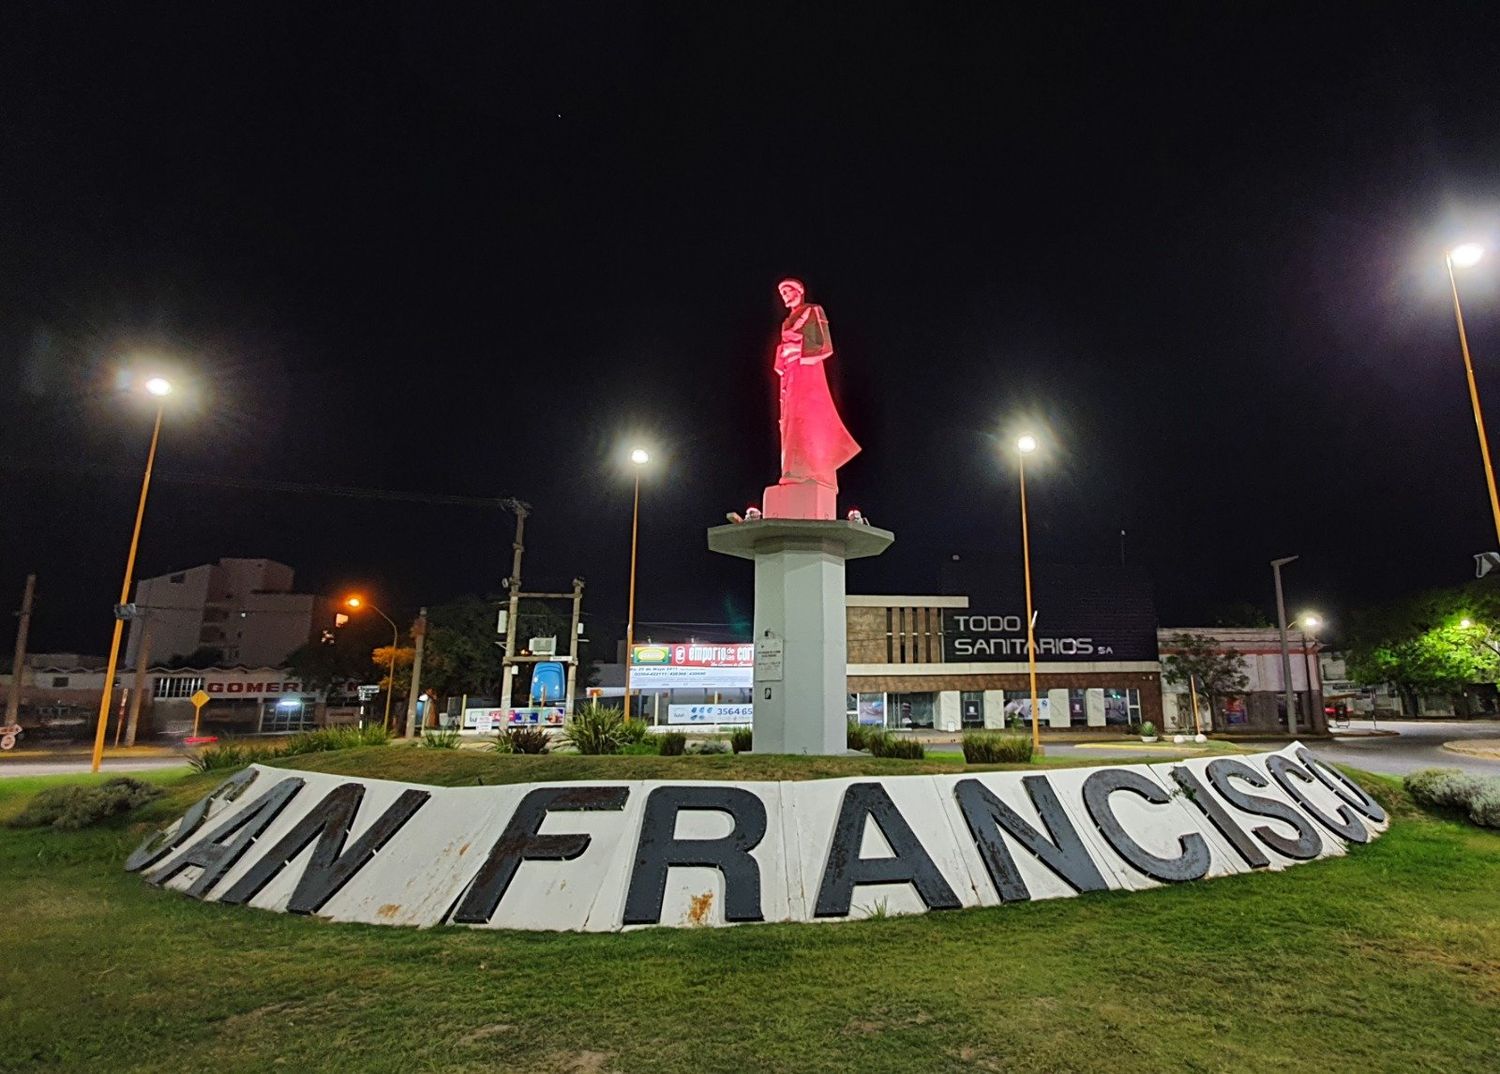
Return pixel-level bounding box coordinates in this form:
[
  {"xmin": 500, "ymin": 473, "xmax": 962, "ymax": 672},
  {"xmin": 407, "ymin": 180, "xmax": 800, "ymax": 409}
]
[{"xmin": 708, "ymin": 519, "xmax": 895, "ymax": 755}]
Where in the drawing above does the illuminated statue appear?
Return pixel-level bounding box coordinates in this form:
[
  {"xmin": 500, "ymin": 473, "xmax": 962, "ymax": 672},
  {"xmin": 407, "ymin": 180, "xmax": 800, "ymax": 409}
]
[{"xmin": 765, "ymin": 278, "xmax": 860, "ymax": 519}]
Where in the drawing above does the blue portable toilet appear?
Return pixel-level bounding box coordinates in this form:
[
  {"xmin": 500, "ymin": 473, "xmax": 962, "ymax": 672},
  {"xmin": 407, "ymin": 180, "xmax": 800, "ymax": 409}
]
[{"xmin": 529, "ymin": 661, "xmax": 566, "ymax": 706}]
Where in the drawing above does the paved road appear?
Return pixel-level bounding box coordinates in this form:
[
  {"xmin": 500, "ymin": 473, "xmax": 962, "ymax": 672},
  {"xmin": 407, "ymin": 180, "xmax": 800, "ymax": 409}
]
[
  {"xmin": 0, "ymin": 757, "xmax": 191, "ymax": 779},
  {"xmin": 927, "ymin": 720, "xmax": 1500, "ymax": 776},
  {"xmin": 1305, "ymin": 719, "xmax": 1500, "ymax": 777}
]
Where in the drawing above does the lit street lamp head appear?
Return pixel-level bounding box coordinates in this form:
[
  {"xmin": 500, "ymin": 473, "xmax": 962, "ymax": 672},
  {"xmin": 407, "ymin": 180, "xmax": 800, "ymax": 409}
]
[
  {"xmin": 630, "ymin": 448, "xmax": 649, "ymax": 465},
  {"xmin": 1017, "ymin": 434, "xmax": 1038, "ymax": 454},
  {"xmin": 1450, "ymin": 243, "xmax": 1484, "ymax": 269},
  {"xmin": 1301, "ymin": 613, "xmax": 1322, "ymax": 631},
  {"xmin": 345, "ymin": 596, "xmax": 363, "ymax": 609},
  {"xmin": 1461, "ymin": 618, "xmax": 1474, "ymax": 629},
  {"xmin": 145, "ymin": 376, "xmax": 172, "ymax": 397}
]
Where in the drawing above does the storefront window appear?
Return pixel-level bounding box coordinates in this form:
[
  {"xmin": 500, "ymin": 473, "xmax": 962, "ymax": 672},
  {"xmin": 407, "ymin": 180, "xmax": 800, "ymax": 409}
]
[
  {"xmin": 887, "ymin": 692, "xmax": 934, "ymax": 730},
  {"xmin": 1002, "ymin": 690, "xmax": 1047, "ymax": 728},
  {"xmin": 960, "ymin": 691, "xmax": 985, "ymax": 727},
  {"xmin": 855, "ymin": 693, "xmax": 886, "ymax": 727},
  {"xmin": 260, "ymin": 697, "xmax": 314, "ymax": 734},
  {"xmin": 1103, "ymin": 688, "xmax": 1131, "ymax": 727}
]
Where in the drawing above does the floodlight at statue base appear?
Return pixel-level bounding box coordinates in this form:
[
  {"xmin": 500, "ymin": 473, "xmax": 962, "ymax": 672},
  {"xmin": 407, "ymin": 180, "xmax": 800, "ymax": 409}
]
[
  {"xmin": 762, "ymin": 481, "xmax": 837, "ymax": 520},
  {"xmin": 708, "ymin": 518, "xmax": 895, "ymax": 755}
]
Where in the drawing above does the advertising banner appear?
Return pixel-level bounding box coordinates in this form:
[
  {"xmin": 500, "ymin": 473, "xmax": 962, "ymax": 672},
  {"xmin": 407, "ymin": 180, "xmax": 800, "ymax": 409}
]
[
  {"xmin": 630, "ymin": 642, "xmax": 753, "ymax": 689},
  {"xmin": 667, "ymin": 704, "xmax": 753, "ymax": 725}
]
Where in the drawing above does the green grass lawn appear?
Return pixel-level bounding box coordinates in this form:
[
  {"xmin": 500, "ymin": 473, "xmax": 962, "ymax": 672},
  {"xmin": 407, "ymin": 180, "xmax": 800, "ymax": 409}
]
[{"xmin": 2, "ymin": 752, "xmax": 1498, "ymax": 1073}]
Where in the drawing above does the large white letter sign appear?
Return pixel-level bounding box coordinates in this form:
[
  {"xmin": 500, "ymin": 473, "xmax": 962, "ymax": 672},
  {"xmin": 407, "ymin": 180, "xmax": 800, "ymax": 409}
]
[{"xmin": 131, "ymin": 745, "xmax": 1386, "ymax": 931}]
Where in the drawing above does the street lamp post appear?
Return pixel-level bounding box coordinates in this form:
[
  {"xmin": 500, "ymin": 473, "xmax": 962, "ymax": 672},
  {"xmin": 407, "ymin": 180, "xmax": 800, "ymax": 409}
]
[
  {"xmin": 623, "ymin": 448, "xmax": 648, "ymax": 722},
  {"xmin": 1444, "ymin": 243, "xmax": 1500, "ymax": 547},
  {"xmin": 1017, "ymin": 434, "xmax": 1042, "ymax": 753},
  {"xmin": 90, "ymin": 376, "xmax": 172, "ymax": 773},
  {"xmin": 1271, "ymin": 556, "xmax": 1299, "ymax": 736},
  {"xmin": 1297, "ymin": 613, "xmax": 1322, "ymax": 733},
  {"xmin": 347, "ymin": 597, "xmax": 399, "ymax": 732}
]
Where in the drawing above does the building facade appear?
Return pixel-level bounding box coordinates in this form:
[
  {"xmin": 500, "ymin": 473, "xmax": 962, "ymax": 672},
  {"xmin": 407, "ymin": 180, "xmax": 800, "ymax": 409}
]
[
  {"xmin": 1157, "ymin": 628, "xmax": 1326, "ymax": 734},
  {"xmin": 124, "ymin": 558, "xmax": 325, "ymax": 667},
  {"xmin": 0, "ymin": 662, "xmax": 366, "ymax": 740}
]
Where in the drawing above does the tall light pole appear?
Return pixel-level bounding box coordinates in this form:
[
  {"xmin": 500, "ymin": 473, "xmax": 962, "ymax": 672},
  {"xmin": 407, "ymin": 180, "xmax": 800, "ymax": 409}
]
[
  {"xmin": 346, "ymin": 596, "xmax": 399, "ymax": 732},
  {"xmin": 623, "ymin": 447, "xmax": 648, "ymax": 721},
  {"xmin": 1444, "ymin": 243, "xmax": 1500, "ymax": 546},
  {"xmin": 1017, "ymin": 434, "xmax": 1042, "ymax": 752},
  {"xmin": 90, "ymin": 376, "xmax": 172, "ymax": 773},
  {"xmin": 1271, "ymin": 556, "xmax": 1298, "ymax": 736}
]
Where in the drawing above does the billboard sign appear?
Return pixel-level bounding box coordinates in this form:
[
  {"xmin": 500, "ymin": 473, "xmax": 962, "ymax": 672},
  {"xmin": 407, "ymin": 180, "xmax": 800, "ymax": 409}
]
[{"xmin": 629, "ymin": 643, "xmax": 753, "ymax": 689}]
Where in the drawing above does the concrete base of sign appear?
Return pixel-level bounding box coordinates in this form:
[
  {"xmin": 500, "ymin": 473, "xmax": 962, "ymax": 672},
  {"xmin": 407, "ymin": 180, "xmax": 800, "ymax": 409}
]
[{"xmin": 708, "ymin": 519, "xmax": 895, "ymax": 755}]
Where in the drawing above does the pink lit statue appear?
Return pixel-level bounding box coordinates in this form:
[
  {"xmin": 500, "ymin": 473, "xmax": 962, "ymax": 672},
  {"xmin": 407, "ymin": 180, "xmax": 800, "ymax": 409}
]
[{"xmin": 763, "ymin": 278, "xmax": 860, "ymax": 519}]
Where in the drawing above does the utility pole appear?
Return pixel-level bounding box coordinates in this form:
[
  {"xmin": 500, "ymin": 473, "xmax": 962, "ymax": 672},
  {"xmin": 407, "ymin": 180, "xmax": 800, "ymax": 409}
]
[
  {"xmin": 5, "ymin": 574, "xmax": 36, "ymax": 728},
  {"xmin": 404, "ymin": 607, "xmax": 428, "ymax": 737},
  {"xmin": 564, "ymin": 578, "xmax": 584, "ymax": 715},
  {"xmin": 499, "ymin": 499, "xmax": 530, "ymax": 709},
  {"xmin": 1271, "ymin": 556, "xmax": 1299, "ymax": 736},
  {"xmin": 122, "ymin": 623, "xmax": 152, "ymax": 748}
]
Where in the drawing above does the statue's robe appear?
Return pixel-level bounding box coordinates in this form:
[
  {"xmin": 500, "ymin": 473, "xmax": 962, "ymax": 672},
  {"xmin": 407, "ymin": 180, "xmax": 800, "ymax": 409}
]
[{"xmin": 775, "ymin": 302, "xmax": 860, "ymax": 487}]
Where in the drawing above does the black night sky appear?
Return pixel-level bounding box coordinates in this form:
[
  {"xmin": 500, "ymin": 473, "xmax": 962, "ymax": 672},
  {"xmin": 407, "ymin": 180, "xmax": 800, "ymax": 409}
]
[{"xmin": 5, "ymin": 4, "xmax": 1500, "ymax": 654}]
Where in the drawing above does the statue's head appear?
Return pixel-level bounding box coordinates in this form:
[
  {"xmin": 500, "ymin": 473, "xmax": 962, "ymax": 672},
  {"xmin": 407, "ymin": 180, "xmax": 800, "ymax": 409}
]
[{"xmin": 777, "ymin": 278, "xmax": 805, "ymax": 309}]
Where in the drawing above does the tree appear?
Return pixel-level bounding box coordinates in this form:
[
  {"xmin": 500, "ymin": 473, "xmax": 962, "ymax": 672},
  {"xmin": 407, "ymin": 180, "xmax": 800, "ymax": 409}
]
[
  {"xmin": 163, "ymin": 646, "xmax": 226, "ymax": 669},
  {"xmin": 371, "ymin": 645, "xmax": 416, "ymax": 696},
  {"xmin": 1205, "ymin": 601, "xmax": 1272, "ymax": 628},
  {"xmin": 1161, "ymin": 633, "xmax": 1250, "ymax": 724},
  {"xmin": 285, "ymin": 616, "xmax": 391, "ymax": 689},
  {"xmin": 1344, "ymin": 583, "xmax": 1500, "ymax": 714}
]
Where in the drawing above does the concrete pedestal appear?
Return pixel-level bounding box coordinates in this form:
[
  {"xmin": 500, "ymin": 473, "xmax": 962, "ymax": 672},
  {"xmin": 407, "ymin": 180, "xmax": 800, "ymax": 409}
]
[{"xmin": 708, "ymin": 519, "xmax": 894, "ymax": 755}]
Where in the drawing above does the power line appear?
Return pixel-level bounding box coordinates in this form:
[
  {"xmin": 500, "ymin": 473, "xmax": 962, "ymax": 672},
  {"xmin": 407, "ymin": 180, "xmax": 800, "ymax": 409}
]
[{"xmin": 1, "ymin": 459, "xmax": 521, "ymax": 510}]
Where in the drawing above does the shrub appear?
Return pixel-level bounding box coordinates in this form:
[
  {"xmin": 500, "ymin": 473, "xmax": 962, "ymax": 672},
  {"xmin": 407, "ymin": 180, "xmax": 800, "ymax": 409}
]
[
  {"xmin": 730, "ymin": 727, "xmax": 753, "ymax": 754},
  {"xmin": 688, "ymin": 740, "xmax": 729, "ymax": 755},
  {"xmin": 9, "ymin": 778, "xmax": 164, "ymax": 830},
  {"xmin": 618, "ymin": 718, "xmax": 652, "ymax": 746},
  {"xmin": 846, "ymin": 721, "xmax": 869, "ymax": 751},
  {"xmin": 561, "ymin": 703, "xmax": 626, "ymax": 755},
  {"xmin": 1139, "ymin": 721, "xmax": 1158, "ymax": 738},
  {"xmin": 867, "ymin": 731, "xmax": 925, "ymax": 760},
  {"xmin": 1405, "ymin": 768, "xmax": 1500, "ymax": 829},
  {"xmin": 962, "ymin": 731, "xmax": 1033, "ymax": 764},
  {"xmin": 503, "ymin": 727, "xmax": 552, "ymax": 754},
  {"xmin": 421, "ymin": 728, "xmax": 461, "ymax": 749},
  {"xmin": 280, "ymin": 725, "xmax": 391, "ymax": 755},
  {"xmin": 189, "ymin": 740, "xmax": 277, "ymax": 772},
  {"xmin": 658, "ymin": 731, "xmax": 688, "ymax": 756}
]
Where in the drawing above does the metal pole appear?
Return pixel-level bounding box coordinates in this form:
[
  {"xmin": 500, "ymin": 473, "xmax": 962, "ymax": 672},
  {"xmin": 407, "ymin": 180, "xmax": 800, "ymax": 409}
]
[
  {"xmin": 383, "ymin": 623, "xmax": 398, "ymax": 732},
  {"xmin": 624, "ymin": 472, "xmax": 641, "ymax": 721},
  {"xmin": 564, "ymin": 578, "xmax": 583, "ymax": 715},
  {"xmin": 1446, "ymin": 254, "xmax": 1500, "ymax": 546},
  {"xmin": 5, "ymin": 574, "xmax": 36, "ymax": 728},
  {"xmin": 1271, "ymin": 556, "xmax": 1298, "ymax": 737},
  {"xmin": 1020, "ymin": 454, "xmax": 1041, "ymax": 752},
  {"xmin": 501, "ymin": 505, "xmax": 528, "ymax": 709},
  {"xmin": 1301, "ymin": 630, "xmax": 1319, "ymax": 732},
  {"xmin": 91, "ymin": 403, "xmax": 164, "ymax": 773},
  {"xmin": 404, "ymin": 607, "xmax": 428, "ymax": 737},
  {"xmin": 1188, "ymin": 672, "xmax": 1203, "ymax": 736}
]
